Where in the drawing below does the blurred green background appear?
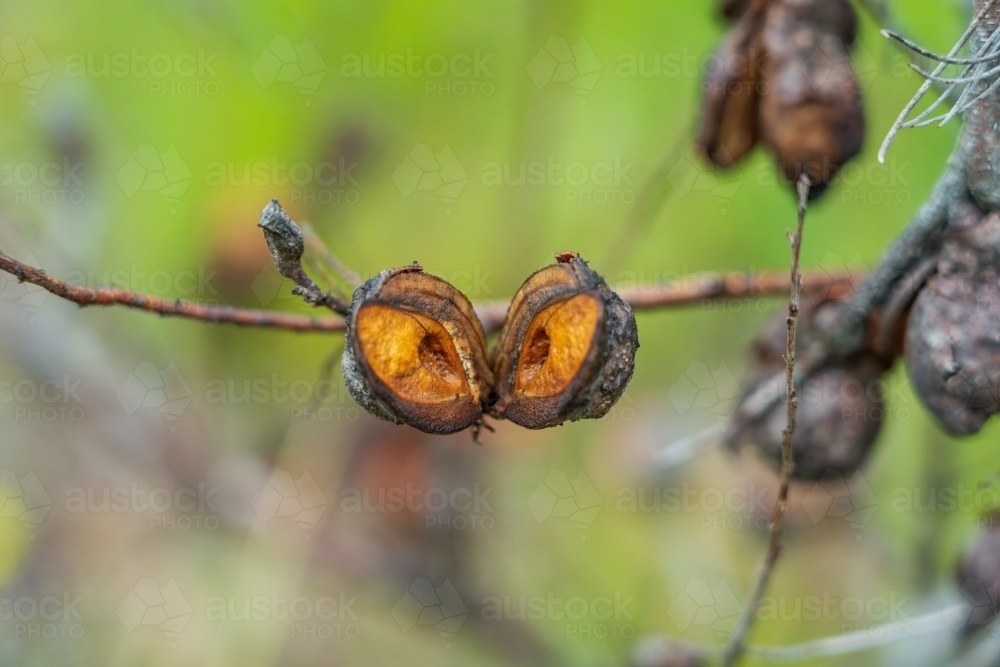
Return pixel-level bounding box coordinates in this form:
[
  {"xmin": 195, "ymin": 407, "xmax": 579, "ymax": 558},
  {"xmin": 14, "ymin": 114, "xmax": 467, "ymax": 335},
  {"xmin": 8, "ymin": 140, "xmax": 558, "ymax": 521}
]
[{"xmin": 0, "ymin": 1, "xmax": 997, "ymax": 666}]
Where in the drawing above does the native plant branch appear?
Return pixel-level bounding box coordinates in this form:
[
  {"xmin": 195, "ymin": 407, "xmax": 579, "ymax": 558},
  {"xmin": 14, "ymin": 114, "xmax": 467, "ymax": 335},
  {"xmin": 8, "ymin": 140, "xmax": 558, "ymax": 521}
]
[{"xmin": 0, "ymin": 245, "xmax": 856, "ymax": 335}]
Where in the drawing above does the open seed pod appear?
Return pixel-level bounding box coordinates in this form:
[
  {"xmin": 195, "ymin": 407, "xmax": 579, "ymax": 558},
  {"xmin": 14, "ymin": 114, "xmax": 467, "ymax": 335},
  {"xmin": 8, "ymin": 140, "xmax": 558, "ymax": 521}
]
[
  {"xmin": 490, "ymin": 253, "xmax": 639, "ymax": 429},
  {"xmin": 758, "ymin": 0, "xmax": 864, "ymax": 195},
  {"xmin": 342, "ymin": 265, "xmax": 493, "ymax": 435},
  {"xmin": 905, "ymin": 201, "xmax": 1000, "ymax": 436},
  {"xmin": 955, "ymin": 517, "xmax": 1000, "ymax": 636},
  {"xmin": 727, "ymin": 295, "xmax": 891, "ymax": 480}
]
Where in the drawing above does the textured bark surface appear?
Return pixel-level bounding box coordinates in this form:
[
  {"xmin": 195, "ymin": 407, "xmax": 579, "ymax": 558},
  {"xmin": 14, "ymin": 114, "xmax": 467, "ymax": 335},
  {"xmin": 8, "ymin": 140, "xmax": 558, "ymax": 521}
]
[
  {"xmin": 905, "ymin": 200, "xmax": 1000, "ymax": 435},
  {"xmin": 965, "ymin": 1, "xmax": 1000, "ymax": 210}
]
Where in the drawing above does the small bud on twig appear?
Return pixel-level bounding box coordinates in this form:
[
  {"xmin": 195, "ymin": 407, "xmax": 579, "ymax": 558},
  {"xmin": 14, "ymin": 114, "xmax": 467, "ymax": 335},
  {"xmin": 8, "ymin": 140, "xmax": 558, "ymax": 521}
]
[{"xmin": 258, "ymin": 199, "xmax": 350, "ymax": 316}]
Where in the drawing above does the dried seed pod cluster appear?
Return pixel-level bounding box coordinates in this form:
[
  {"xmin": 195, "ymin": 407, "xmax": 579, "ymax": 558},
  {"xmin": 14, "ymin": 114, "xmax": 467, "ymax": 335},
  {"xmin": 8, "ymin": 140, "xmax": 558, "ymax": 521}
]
[
  {"xmin": 905, "ymin": 200, "xmax": 1000, "ymax": 435},
  {"xmin": 727, "ymin": 293, "xmax": 892, "ymax": 480},
  {"xmin": 343, "ymin": 254, "xmax": 638, "ymax": 435},
  {"xmin": 697, "ymin": 0, "xmax": 865, "ymax": 196},
  {"xmin": 954, "ymin": 517, "xmax": 1000, "ymax": 636}
]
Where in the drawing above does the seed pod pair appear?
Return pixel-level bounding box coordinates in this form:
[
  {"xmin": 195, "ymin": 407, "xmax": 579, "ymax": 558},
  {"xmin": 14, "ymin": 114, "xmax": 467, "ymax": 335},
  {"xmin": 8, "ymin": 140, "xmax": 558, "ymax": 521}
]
[
  {"xmin": 342, "ymin": 254, "xmax": 639, "ymax": 435},
  {"xmin": 697, "ymin": 0, "xmax": 865, "ymax": 196},
  {"xmin": 905, "ymin": 201, "xmax": 1000, "ymax": 436},
  {"xmin": 726, "ymin": 294, "xmax": 892, "ymax": 480}
]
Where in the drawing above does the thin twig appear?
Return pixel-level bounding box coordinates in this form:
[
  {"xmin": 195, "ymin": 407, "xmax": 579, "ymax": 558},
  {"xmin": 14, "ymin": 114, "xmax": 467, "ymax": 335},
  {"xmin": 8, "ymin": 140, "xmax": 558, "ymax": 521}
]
[
  {"xmin": 733, "ymin": 153, "xmax": 967, "ymax": 427},
  {"xmin": 0, "ymin": 251, "xmax": 856, "ymax": 335},
  {"xmin": 257, "ymin": 200, "xmax": 352, "ymax": 316},
  {"xmin": 0, "ymin": 250, "xmax": 347, "ymax": 332},
  {"xmin": 721, "ymin": 175, "xmax": 809, "ymax": 667}
]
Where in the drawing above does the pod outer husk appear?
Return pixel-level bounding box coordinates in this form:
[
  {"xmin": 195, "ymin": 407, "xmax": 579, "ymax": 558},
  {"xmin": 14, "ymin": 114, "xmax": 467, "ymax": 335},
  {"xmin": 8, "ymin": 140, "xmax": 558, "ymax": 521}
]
[
  {"xmin": 905, "ymin": 203, "xmax": 1000, "ymax": 436},
  {"xmin": 696, "ymin": 27, "xmax": 763, "ymax": 168},
  {"xmin": 758, "ymin": 0, "xmax": 864, "ymax": 193},
  {"xmin": 341, "ymin": 266, "xmax": 493, "ymax": 435},
  {"xmin": 490, "ymin": 255, "xmax": 639, "ymax": 429}
]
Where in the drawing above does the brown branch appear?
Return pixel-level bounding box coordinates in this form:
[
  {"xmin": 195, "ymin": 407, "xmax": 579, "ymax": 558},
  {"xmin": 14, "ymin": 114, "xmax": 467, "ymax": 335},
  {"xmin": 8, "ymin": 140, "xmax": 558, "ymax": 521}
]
[
  {"xmin": 721, "ymin": 175, "xmax": 809, "ymax": 667},
  {"xmin": 0, "ymin": 251, "xmax": 856, "ymax": 335},
  {"xmin": 0, "ymin": 250, "xmax": 346, "ymax": 333}
]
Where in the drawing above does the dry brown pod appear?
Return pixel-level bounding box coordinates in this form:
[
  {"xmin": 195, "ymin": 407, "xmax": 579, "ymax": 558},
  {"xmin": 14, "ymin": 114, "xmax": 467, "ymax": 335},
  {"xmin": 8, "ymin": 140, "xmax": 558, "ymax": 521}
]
[
  {"xmin": 342, "ymin": 264, "xmax": 494, "ymax": 435},
  {"xmin": 905, "ymin": 201, "xmax": 1000, "ymax": 436},
  {"xmin": 757, "ymin": 0, "xmax": 864, "ymax": 194},
  {"xmin": 490, "ymin": 253, "xmax": 639, "ymax": 430},
  {"xmin": 718, "ymin": 0, "xmax": 752, "ymax": 21},
  {"xmin": 955, "ymin": 517, "xmax": 1000, "ymax": 636},
  {"xmin": 727, "ymin": 295, "xmax": 891, "ymax": 480},
  {"xmin": 343, "ymin": 255, "xmax": 638, "ymax": 435},
  {"xmin": 696, "ymin": 0, "xmax": 864, "ymax": 197},
  {"xmin": 697, "ymin": 0, "xmax": 768, "ymax": 168}
]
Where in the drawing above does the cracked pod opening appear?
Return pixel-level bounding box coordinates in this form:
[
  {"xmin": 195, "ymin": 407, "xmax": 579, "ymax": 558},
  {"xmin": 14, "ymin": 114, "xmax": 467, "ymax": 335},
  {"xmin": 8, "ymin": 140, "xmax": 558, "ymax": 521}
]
[
  {"xmin": 343, "ymin": 267, "xmax": 493, "ymax": 435},
  {"xmin": 491, "ymin": 254, "xmax": 638, "ymax": 429}
]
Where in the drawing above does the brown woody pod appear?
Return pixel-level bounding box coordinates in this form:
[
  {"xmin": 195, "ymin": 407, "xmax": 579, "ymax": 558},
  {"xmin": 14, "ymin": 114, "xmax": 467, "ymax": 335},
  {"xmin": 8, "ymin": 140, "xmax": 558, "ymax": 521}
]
[
  {"xmin": 905, "ymin": 202, "xmax": 1000, "ymax": 436},
  {"xmin": 696, "ymin": 4, "xmax": 766, "ymax": 168},
  {"xmin": 342, "ymin": 265, "xmax": 493, "ymax": 435},
  {"xmin": 758, "ymin": 0, "xmax": 864, "ymax": 195},
  {"xmin": 727, "ymin": 296, "xmax": 890, "ymax": 480},
  {"xmin": 718, "ymin": 0, "xmax": 752, "ymax": 22},
  {"xmin": 955, "ymin": 518, "xmax": 1000, "ymax": 636},
  {"xmin": 490, "ymin": 253, "xmax": 638, "ymax": 429}
]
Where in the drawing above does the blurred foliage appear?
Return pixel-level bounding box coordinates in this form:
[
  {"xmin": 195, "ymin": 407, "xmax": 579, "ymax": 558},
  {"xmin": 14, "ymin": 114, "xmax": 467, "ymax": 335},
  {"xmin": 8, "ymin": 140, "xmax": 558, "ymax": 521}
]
[{"xmin": 0, "ymin": 1, "xmax": 998, "ymax": 666}]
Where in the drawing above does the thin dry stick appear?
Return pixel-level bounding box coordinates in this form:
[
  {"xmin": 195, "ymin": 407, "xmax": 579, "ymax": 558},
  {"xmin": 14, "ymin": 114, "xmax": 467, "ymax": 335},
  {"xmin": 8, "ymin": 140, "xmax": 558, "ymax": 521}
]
[
  {"xmin": 721, "ymin": 175, "xmax": 809, "ymax": 667},
  {"xmin": 0, "ymin": 250, "xmax": 347, "ymax": 332},
  {"xmin": 0, "ymin": 249, "xmax": 855, "ymax": 335}
]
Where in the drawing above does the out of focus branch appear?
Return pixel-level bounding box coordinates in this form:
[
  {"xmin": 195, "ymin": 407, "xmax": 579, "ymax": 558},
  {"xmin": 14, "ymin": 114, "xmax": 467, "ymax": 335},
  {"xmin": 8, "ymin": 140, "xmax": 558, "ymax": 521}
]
[
  {"xmin": 721, "ymin": 175, "xmax": 809, "ymax": 667},
  {"xmin": 0, "ymin": 249, "xmax": 858, "ymax": 335}
]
